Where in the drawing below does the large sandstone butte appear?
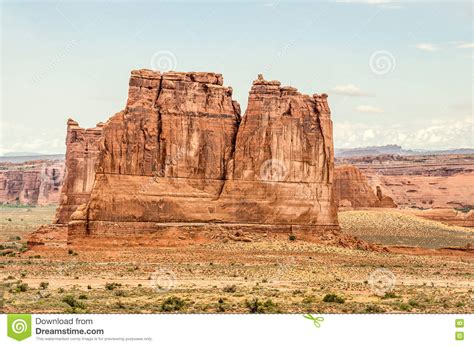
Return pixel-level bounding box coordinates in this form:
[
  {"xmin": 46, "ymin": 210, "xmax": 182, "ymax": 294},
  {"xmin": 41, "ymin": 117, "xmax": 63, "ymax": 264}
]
[{"xmin": 48, "ymin": 70, "xmax": 340, "ymax": 241}]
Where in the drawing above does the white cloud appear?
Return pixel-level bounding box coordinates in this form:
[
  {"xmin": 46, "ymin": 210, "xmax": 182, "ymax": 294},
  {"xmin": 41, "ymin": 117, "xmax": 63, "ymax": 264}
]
[
  {"xmin": 331, "ymin": 84, "xmax": 373, "ymax": 97},
  {"xmin": 0, "ymin": 138, "xmax": 64, "ymax": 156},
  {"xmin": 355, "ymin": 105, "xmax": 384, "ymax": 113},
  {"xmin": 363, "ymin": 129, "xmax": 375, "ymax": 140},
  {"xmin": 334, "ymin": 117, "xmax": 474, "ymax": 150},
  {"xmin": 413, "ymin": 41, "xmax": 473, "ymax": 52},
  {"xmin": 457, "ymin": 42, "xmax": 474, "ymax": 49},
  {"xmin": 415, "ymin": 43, "xmax": 439, "ymax": 52}
]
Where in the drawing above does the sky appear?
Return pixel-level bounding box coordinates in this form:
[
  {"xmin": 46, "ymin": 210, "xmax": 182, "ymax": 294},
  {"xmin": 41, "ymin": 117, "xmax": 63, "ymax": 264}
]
[{"xmin": 0, "ymin": 0, "xmax": 472, "ymax": 155}]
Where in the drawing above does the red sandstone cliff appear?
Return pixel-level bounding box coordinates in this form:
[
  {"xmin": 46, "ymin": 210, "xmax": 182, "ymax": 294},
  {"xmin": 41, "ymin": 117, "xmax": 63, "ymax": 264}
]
[
  {"xmin": 54, "ymin": 119, "xmax": 103, "ymax": 223},
  {"xmin": 334, "ymin": 165, "xmax": 396, "ymax": 209},
  {"xmin": 0, "ymin": 160, "xmax": 64, "ymax": 205},
  {"xmin": 51, "ymin": 69, "xmax": 339, "ymax": 238}
]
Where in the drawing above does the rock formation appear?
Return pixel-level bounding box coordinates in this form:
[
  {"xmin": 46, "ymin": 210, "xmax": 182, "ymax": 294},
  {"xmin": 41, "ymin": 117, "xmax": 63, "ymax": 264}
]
[
  {"xmin": 334, "ymin": 165, "xmax": 396, "ymax": 209},
  {"xmin": 50, "ymin": 69, "xmax": 339, "ymax": 240},
  {"xmin": 336, "ymin": 153, "xmax": 474, "ymax": 209},
  {"xmin": 54, "ymin": 119, "xmax": 103, "ymax": 223},
  {"xmin": 0, "ymin": 160, "xmax": 64, "ymax": 205}
]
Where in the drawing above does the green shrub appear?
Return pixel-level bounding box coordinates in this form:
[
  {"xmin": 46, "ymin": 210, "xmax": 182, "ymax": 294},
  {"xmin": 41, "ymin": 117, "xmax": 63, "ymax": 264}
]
[
  {"xmin": 455, "ymin": 206, "xmax": 473, "ymax": 213},
  {"xmin": 364, "ymin": 304, "xmax": 385, "ymax": 313},
  {"xmin": 245, "ymin": 298, "xmax": 277, "ymax": 313},
  {"xmin": 78, "ymin": 294, "xmax": 88, "ymax": 300},
  {"xmin": 288, "ymin": 234, "xmax": 296, "ymax": 241},
  {"xmin": 105, "ymin": 282, "xmax": 121, "ymax": 290},
  {"xmin": 398, "ymin": 303, "xmax": 411, "ymax": 311},
  {"xmin": 114, "ymin": 290, "xmax": 127, "ymax": 297},
  {"xmin": 161, "ymin": 296, "xmax": 186, "ymax": 312},
  {"xmin": 223, "ymin": 284, "xmax": 237, "ymax": 293},
  {"xmin": 322, "ymin": 293, "xmax": 345, "ymax": 304},
  {"xmin": 62, "ymin": 295, "xmax": 85, "ymax": 309},
  {"xmin": 39, "ymin": 282, "xmax": 49, "ymax": 290},
  {"xmin": 382, "ymin": 292, "xmax": 399, "ymax": 299},
  {"xmin": 16, "ymin": 283, "xmax": 28, "ymax": 292}
]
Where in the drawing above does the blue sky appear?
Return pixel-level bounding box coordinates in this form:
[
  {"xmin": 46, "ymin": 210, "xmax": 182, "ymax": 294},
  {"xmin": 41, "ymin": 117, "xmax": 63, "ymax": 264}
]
[{"xmin": 1, "ymin": 0, "xmax": 472, "ymax": 154}]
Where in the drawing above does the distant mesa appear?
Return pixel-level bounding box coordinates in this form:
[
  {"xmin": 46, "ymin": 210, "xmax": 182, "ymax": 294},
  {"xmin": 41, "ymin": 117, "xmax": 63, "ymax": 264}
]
[
  {"xmin": 0, "ymin": 153, "xmax": 65, "ymax": 163},
  {"xmin": 335, "ymin": 145, "xmax": 474, "ymax": 158}
]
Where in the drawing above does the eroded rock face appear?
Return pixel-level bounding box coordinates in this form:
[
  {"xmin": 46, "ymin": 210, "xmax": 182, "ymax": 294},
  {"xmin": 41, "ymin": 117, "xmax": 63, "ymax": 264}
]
[
  {"xmin": 54, "ymin": 119, "xmax": 103, "ymax": 223},
  {"xmin": 0, "ymin": 161, "xmax": 64, "ymax": 205},
  {"xmin": 54, "ymin": 70, "xmax": 339, "ymax": 238},
  {"xmin": 334, "ymin": 165, "xmax": 396, "ymax": 209}
]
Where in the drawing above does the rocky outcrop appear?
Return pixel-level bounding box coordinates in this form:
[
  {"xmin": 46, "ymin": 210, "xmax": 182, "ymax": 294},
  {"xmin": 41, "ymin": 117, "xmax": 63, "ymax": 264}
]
[
  {"xmin": 0, "ymin": 160, "xmax": 64, "ymax": 205},
  {"xmin": 54, "ymin": 69, "xmax": 339, "ymax": 239},
  {"xmin": 334, "ymin": 165, "xmax": 396, "ymax": 209},
  {"xmin": 337, "ymin": 154, "xmax": 474, "ymax": 209},
  {"xmin": 54, "ymin": 119, "xmax": 103, "ymax": 223}
]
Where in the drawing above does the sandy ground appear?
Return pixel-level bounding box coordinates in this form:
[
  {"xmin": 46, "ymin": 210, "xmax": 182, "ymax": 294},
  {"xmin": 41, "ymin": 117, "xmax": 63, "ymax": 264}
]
[
  {"xmin": 339, "ymin": 209, "xmax": 473, "ymax": 248},
  {"xmin": 0, "ymin": 206, "xmax": 473, "ymax": 313}
]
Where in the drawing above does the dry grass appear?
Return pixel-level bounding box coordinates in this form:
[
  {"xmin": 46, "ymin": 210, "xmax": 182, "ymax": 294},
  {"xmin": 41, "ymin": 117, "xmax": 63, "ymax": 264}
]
[
  {"xmin": 0, "ymin": 205, "xmax": 56, "ymax": 242},
  {"xmin": 339, "ymin": 210, "xmax": 473, "ymax": 248}
]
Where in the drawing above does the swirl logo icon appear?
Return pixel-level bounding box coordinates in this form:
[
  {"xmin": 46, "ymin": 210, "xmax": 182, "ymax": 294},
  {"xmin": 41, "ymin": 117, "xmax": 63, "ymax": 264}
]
[
  {"xmin": 368, "ymin": 268, "xmax": 396, "ymax": 296},
  {"xmin": 369, "ymin": 50, "xmax": 396, "ymax": 75},
  {"xmin": 259, "ymin": 159, "xmax": 288, "ymax": 182},
  {"xmin": 150, "ymin": 267, "xmax": 177, "ymax": 293},
  {"xmin": 150, "ymin": 50, "xmax": 178, "ymax": 72},
  {"xmin": 7, "ymin": 314, "xmax": 32, "ymax": 341}
]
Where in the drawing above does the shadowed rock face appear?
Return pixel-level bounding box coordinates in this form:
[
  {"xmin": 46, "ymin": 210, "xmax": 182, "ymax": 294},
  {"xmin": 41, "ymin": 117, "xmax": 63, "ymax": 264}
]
[{"xmin": 56, "ymin": 69, "xmax": 339, "ymax": 237}]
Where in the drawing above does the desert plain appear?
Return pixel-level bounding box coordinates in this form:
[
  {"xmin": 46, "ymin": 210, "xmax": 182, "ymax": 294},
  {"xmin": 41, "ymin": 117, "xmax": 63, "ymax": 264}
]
[{"xmin": 0, "ymin": 204, "xmax": 472, "ymax": 314}]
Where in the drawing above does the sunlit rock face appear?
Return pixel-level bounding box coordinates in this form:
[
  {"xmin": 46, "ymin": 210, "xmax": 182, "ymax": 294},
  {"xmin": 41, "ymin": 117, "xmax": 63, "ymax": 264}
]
[{"xmin": 54, "ymin": 69, "xmax": 339, "ymax": 238}]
